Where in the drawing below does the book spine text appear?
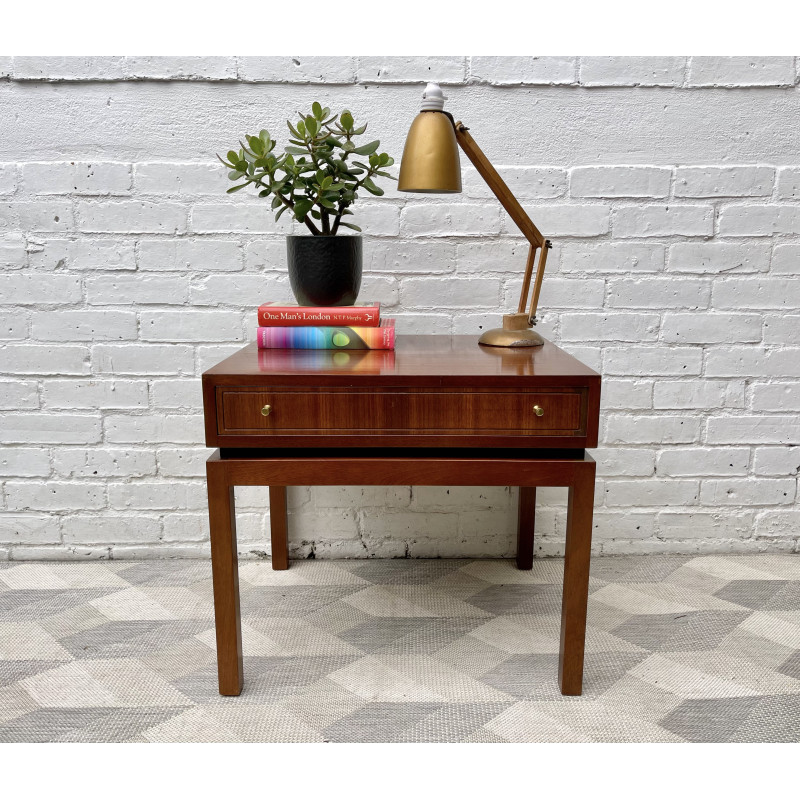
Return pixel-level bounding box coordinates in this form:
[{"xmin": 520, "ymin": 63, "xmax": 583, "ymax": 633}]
[{"xmin": 257, "ymin": 306, "xmax": 380, "ymax": 327}]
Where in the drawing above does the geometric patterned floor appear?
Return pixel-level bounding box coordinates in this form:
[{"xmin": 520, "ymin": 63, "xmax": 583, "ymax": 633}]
[{"xmin": 1, "ymin": 554, "xmax": 799, "ymax": 743}]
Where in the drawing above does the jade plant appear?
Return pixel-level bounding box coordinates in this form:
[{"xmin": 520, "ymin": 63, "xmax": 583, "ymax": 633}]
[{"xmin": 218, "ymin": 102, "xmax": 396, "ymax": 235}]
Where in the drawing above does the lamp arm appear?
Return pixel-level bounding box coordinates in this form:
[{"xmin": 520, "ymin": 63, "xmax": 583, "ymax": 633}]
[{"xmin": 452, "ymin": 119, "xmax": 551, "ymax": 325}]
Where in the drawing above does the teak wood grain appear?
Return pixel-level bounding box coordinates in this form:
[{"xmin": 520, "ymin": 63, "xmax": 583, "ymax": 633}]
[
  {"xmin": 218, "ymin": 388, "xmax": 584, "ymax": 435},
  {"xmin": 202, "ymin": 335, "xmax": 601, "ymax": 697},
  {"xmin": 203, "ymin": 336, "xmax": 600, "ymax": 449}
]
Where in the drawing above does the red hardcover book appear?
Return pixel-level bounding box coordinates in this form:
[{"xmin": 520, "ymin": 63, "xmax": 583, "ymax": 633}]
[{"xmin": 257, "ymin": 301, "xmax": 380, "ymax": 327}]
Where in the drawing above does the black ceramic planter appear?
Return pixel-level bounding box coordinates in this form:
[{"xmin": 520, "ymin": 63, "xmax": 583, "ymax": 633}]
[{"xmin": 286, "ymin": 235, "xmax": 362, "ymax": 307}]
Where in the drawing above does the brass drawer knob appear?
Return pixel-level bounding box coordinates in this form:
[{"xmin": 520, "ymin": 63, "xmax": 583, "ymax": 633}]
[
  {"xmin": 533, "ymin": 405, "xmax": 544, "ymax": 417},
  {"xmin": 261, "ymin": 404, "xmax": 272, "ymax": 417}
]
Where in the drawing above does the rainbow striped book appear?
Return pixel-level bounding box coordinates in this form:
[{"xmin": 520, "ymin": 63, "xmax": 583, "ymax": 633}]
[{"xmin": 256, "ymin": 319, "xmax": 395, "ymax": 350}]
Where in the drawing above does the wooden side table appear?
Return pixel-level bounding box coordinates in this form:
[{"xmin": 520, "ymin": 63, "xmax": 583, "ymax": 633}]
[{"xmin": 202, "ymin": 335, "xmax": 601, "ymax": 696}]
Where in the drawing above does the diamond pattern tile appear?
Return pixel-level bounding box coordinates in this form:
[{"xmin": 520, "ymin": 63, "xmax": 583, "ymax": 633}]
[{"xmin": 0, "ymin": 554, "xmax": 797, "ymax": 741}]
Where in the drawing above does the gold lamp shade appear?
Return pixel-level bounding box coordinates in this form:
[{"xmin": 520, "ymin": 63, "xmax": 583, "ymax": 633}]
[{"xmin": 398, "ymin": 111, "xmax": 462, "ymax": 194}]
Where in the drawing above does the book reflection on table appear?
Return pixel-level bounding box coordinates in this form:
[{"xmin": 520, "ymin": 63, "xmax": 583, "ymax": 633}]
[{"xmin": 257, "ymin": 347, "xmax": 397, "ymax": 374}]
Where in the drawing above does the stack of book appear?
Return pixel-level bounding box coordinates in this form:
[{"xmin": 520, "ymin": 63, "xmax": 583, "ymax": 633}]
[{"xmin": 256, "ymin": 301, "xmax": 395, "ymax": 350}]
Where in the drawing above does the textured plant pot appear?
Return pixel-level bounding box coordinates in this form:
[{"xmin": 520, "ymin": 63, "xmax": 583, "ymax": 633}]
[{"xmin": 286, "ymin": 235, "xmax": 363, "ymax": 307}]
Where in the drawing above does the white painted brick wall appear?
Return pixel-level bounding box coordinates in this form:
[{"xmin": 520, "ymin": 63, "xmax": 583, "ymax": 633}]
[
  {"xmin": 134, "ymin": 163, "xmax": 227, "ymax": 195},
  {"xmin": 654, "ymin": 380, "xmax": 745, "ymax": 410},
  {"xmin": 29, "ymin": 239, "xmax": 137, "ymax": 271},
  {"xmin": 764, "ymin": 315, "xmax": 800, "ymax": 346},
  {"xmin": 78, "ymin": 201, "xmax": 187, "ymax": 234},
  {"xmin": 613, "ymin": 205, "xmax": 714, "ymax": 238},
  {"xmin": 674, "ymin": 166, "xmax": 774, "ymax": 198},
  {"xmin": 23, "ymin": 162, "xmax": 132, "ymax": 195},
  {"xmin": 719, "ymin": 206, "xmax": 800, "ymax": 237},
  {"xmin": 237, "ymin": 57, "xmax": 356, "ymax": 84},
  {"xmin": 579, "ymin": 57, "xmax": 686, "ymax": 87},
  {"xmin": 464, "ymin": 167, "xmax": 567, "ymax": 200},
  {"xmin": 400, "ymin": 204, "xmax": 502, "ymax": 237},
  {"xmin": 560, "ymin": 242, "xmax": 664, "ymax": 273},
  {"xmin": 657, "ymin": 448, "xmax": 750, "ymax": 477},
  {"xmin": 0, "ymin": 55, "xmax": 798, "ymax": 561},
  {"xmin": 762, "ymin": 244, "xmax": 798, "ymax": 274},
  {"xmin": 0, "ymin": 198, "xmax": 73, "ymax": 232},
  {"xmin": 752, "ymin": 384, "xmax": 800, "ymax": 412},
  {"xmin": 124, "ymin": 57, "xmax": 236, "ymax": 81},
  {"xmin": 570, "ymin": 167, "xmax": 671, "ymax": 198},
  {"xmin": 754, "ymin": 447, "xmax": 800, "ymax": 477},
  {"xmin": 667, "ymin": 242, "xmax": 770, "ymax": 274},
  {"xmin": 358, "ymin": 57, "xmax": 466, "ymax": 84},
  {"xmin": 42, "ymin": 379, "xmax": 147, "ymax": 409},
  {"xmin": 777, "ymin": 169, "xmax": 800, "ymax": 200},
  {"xmin": 54, "ymin": 448, "xmax": 155, "ymax": 477},
  {"xmin": 0, "ymin": 274, "xmax": 83, "ymax": 304},
  {"xmin": 687, "ymin": 57, "xmax": 796, "ymax": 87},
  {"xmin": 0, "ymin": 165, "xmax": 17, "ymax": 195},
  {"xmin": 470, "ymin": 57, "xmax": 576, "ymax": 86}
]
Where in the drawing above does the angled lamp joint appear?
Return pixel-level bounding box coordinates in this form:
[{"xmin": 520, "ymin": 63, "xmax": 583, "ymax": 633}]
[{"xmin": 398, "ymin": 82, "xmax": 551, "ymax": 348}]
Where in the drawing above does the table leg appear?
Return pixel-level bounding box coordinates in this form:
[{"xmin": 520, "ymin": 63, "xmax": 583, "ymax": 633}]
[
  {"xmin": 269, "ymin": 485, "xmax": 289, "ymax": 571},
  {"xmin": 207, "ymin": 461, "xmax": 243, "ymax": 696},
  {"xmin": 558, "ymin": 463, "xmax": 596, "ymax": 696},
  {"xmin": 516, "ymin": 486, "xmax": 536, "ymax": 570}
]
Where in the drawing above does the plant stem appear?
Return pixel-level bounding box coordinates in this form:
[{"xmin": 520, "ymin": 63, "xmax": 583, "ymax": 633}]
[
  {"xmin": 330, "ymin": 164, "xmax": 379, "ymax": 233},
  {"xmin": 254, "ymin": 175, "xmax": 320, "ymax": 235},
  {"xmin": 302, "ymin": 216, "xmax": 321, "ymax": 235}
]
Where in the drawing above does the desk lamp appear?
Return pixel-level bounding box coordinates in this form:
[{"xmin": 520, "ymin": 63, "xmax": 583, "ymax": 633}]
[{"xmin": 398, "ymin": 82, "xmax": 552, "ymax": 347}]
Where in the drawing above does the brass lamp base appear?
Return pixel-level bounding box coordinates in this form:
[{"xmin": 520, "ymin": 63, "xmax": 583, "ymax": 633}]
[{"xmin": 478, "ymin": 313, "xmax": 545, "ymax": 348}]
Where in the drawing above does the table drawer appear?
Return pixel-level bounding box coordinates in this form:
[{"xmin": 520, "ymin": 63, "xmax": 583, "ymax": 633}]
[{"xmin": 217, "ymin": 388, "xmax": 586, "ymax": 436}]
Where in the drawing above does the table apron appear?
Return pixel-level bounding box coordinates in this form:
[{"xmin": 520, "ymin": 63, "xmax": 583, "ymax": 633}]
[{"xmin": 206, "ymin": 449, "xmax": 595, "ymax": 486}]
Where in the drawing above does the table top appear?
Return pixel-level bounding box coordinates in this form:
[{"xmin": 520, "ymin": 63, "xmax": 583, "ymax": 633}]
[{"xmin": 203, "ymin": 335, "xmax": 600, "ymax": 389}]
